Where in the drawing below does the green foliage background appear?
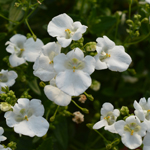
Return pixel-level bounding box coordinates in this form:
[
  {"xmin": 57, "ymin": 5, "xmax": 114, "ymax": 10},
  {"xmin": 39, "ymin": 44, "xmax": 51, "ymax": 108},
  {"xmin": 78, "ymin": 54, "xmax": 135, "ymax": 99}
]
[{"xmin": 0, "ymin": 0, "xmax": 150, "ymax": 149}]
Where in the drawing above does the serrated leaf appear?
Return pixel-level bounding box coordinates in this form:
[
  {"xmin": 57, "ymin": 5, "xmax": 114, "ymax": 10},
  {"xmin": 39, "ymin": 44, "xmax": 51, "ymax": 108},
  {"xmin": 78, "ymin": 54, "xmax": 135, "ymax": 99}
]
[{"xmin": 37, "ymin": 137, "xmax": 53, "ymax": 150}]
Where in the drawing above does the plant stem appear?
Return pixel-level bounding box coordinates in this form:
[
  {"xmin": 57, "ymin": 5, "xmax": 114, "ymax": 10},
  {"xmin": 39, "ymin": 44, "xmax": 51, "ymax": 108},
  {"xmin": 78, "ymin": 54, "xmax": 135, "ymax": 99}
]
[
  {"xmin": 94, "ymin": 129, "xmax": 108, "ymax": 142},
  {"xmin": 129, "ymin": 0, "xmax": 132, "ymax": 19},
  {"xmin": 53, "ymin": 105, "xmax": 59, "ymax": 118},
  {"xmin": 0, "ymin": 14, "xmax": 19, "ymax": 24},
  {"xmin": 71, "ymin": 99, "xmax": 83, "ymax": 111}
]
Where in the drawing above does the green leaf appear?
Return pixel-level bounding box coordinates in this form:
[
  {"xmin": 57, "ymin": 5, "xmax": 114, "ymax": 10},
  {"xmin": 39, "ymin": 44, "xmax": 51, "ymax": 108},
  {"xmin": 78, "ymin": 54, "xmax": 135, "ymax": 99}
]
[
  {"xmin": 53, "ymin": 116, "xmax": 68, "ymax": 150},
  {"xmin": 9, "ymin": 0, "xmax": 24, "ymax": 22},
  {"xmin": 37, "ymin": 137, "xmax": 53, "ymax": 150},
  {"xmin": 28, "ymin": 78, "xmax": 41, "ymax": 95}
]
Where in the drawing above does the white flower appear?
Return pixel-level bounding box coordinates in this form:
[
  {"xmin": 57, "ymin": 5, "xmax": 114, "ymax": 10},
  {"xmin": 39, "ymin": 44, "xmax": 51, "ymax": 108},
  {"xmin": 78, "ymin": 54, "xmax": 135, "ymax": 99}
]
[
  {"xmin": 53, "ymin": 47, "xmax": 95, "ymax": 96},
  {"xmin": 4, "ymin": 98, "xmax": 49, "ymax": 137},
  {"xmin": 33, "ymin": 42, "xmax": 61, "ymax": 81},
  {"xmin": 146, "ymin": 0, "xmax": 150, "ymax": 4},
  {"xmin": 5, "ymin": 34, "xmax": 44, "ymax": 67},
  {"xmin": 44, "ymin": 78, "xmax": 71, "ymax": 106},
  {"xmin": 93, "ymin": 102, "xmax": 120, "ymax": 133},
  {"xmin": 114, "ymin": 116, "xmax": 146, "ymax": 149},
  {"xmin": 143, "ymin": 132, "xmax": 150, "ymax": 150},
  {"xmin": 0, "ymin": 70, "xmax": 18, "ymax": 93},
  {"xmin": 47, "ymin": 13, "xmax": 87, "ymax": 48},
  {"xmin": 94, "ymin": 36, "xmax": 132, "ymax": 72},
  {"xmin": 0, "ymin": 127, "xmax": 7, "ymax": 142},
  {"xmin": 0, "ymin": 145, "xmax": 11, "ymax": 150},
  {"xmin": 133, "ymin": 98, "xmax": 150, "ymax": 132}
]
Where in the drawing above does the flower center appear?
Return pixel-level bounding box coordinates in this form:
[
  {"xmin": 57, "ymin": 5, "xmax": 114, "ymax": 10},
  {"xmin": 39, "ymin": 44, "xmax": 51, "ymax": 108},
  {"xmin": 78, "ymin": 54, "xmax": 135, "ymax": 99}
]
[
  {"xmin": 124, "ymin": 122, "xmax": 141, "ymax": 135},
  {"xmin": 104, "ymin": 112, "xmax": 115, "ymax": 125},
  {"xmin": 99, "ymin": 51, "xmax": 111, "ymax": 61},
  {"xmin": 0, "ymin": 73, "xmax": 8, "ymax": 83},
  {"xmin": 65, "ymin": 58, "xmax": 85, "ymax": 72},
  {"xmin": 145, "ymin": 110, "xmax": 150, "ymax": 120},
  {"xmin": 65, "ymin": 28, "xmax": 74, "ymax": 38}
]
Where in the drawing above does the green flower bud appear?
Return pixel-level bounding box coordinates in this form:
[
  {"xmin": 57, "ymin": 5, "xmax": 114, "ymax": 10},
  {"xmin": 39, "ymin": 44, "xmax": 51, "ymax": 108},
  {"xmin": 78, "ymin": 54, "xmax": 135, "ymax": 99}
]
[
  {"xmin": 82, "ymin": 108, "xmax": 89, "ymax": 114},
  {"xmin": 77, "ymin": 37, "xmax": 84, "ymax": 43},
  {"xmin": 84, "ymin": 92, "xmax": 94, "ymax": 101},
  {"xmin": 141, "ymin": 18, "xmax": 149, "ymax": 23},
  {"xmin": 135, "ymin": 30, "xmax": 140, "ymax": 37},
  {"xmin": 0, "ymin": 102, "xmax": 12, "ymax": 112},
  {"xmin": 50, "ymin": 116, "xmax": 55, "ymax": 122},
  {"xmin": 85, "ymin": 42, "xmax": 96, "ymax": 52},
  {"xmin": 106, "ymin": 144, "xmax": 112, "ymax": 150},
  {"xmin": 120, "ymin": 106, "xmax": 129, "ymax": 116},
  {"xmin": 14, "ymin": 2, "xmax": 20, "ymax": 7},
  {"xmin": 90, "ymin": 80, "xmax": 101, "ymax": 91},
  {"xmin": 26, "ymin": 33, "xmax": 32, "ymax": 39},
  {"xmin": 86, "ymin": 123, "xmax": 93, "ymax": 129},
  {"xmin": 7, "ymin": 141, "xmax": 17, "ymax": 150},
  {"xmin": 39, "ymin": 81, "xmax": 46, "ymax": 88},
  {"xmin": 126, "ymin": 19, "xmax": 133, "ymax": 25},
  {"xmin": 94, "ymin": 113, "xmax": 100, "ymax": 119},
  {"xmin": 33, "ymin": 35, "xmax": 37, "ymax": 41},
  {"xmin": 6, "ymin": 97, "xmax": 11, "ymax": 102},
  {"xmin": 63, "ymin": 110, "xmax": 72, "ymax": 116}
]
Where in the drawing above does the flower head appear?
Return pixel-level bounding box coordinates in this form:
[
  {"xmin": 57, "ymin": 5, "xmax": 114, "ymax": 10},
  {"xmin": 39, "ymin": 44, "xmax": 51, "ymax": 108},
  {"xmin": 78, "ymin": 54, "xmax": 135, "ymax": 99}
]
[
  {"xmin": 0, "ymin": 127, "xmax": 7, "ymax": 142},
  {"xmin": 33, "ymin": 42, "xmax": 61, "ymax": 81},
  {"xmin": 44, "ymin": 78, "xmax": 71, "ymax": 106},
  {"xmin": 4, "ymin": 98, "xmax": 49, "ymax": 137},
  {"xmin": 0, "ymin": 70, "xmax": 18, "ymax": 93},
  {"xmin": 72, "ymin": 111, "xmax": 84, "ymax": 124},
  {"xmin": 47, "ymin": 13, "xmax": 87, "ymax": 48},
  {"xmin": 93, "ymin": 102, "xmax": 120, "ymax": 133},
  {"xmin": 53, "ymin": 47, "xmax": 95, "ymax": 96},
  {"xmin": 5, "ymin": 34, "xmax": 44, "ymax": 67},
  {"xmin": 94, "ymin": 36, "xmax": 132, "ymax": 72},
  {"xmin": 115, "ymin": 116, "xmax": 146, "ymax": 149}
]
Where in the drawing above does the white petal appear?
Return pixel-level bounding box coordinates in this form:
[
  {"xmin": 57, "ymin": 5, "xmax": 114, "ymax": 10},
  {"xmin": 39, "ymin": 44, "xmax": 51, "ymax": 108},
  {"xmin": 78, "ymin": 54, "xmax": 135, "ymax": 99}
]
[
  {"xmin": 138, "ymin": 122, "xmax": 147, "ymax": 137},
  {"xmin": 94, "ymin": 54, "xmax": 108, "ymax": 70},
  {"xmin": 114, "ymin": 120, "xmax": 126, "ymax": 136},
  {"xmin": 9, "ymin": 54, "xmax": 26, "ymax": 67},
  {"xmin": 6, "ymin": 71, "xmax": 18, "ymax": 87},
  {"xmin": 0, "ymin": 127, "xmax": 4, "ymax": 135},
  {"xmin": 143, "ymin": 146, "xmax": 150, "ymax": 150},
  {"xmin": 82, "ymin": 55, "xmax": 95, "ymax": 75},
  {"xmin": 9, "ymin": 34, "xmax": 26, "ymax": 46},
  {"xmin": 23, "ymin": 38, "xmax": 44, "ymax": 62},
  {"xmin": 143, "ymin": 132, "xmax": 150, "ymax": 146},
  {"xmin": 113, "ymin": 109, "xmax": 120, "ymax": 117},
  {"xmin": 101, "ymin": 103, "xmax": 114, "ymax": 115},
  {"xmin": 93, "ymin": 119, "xmax": 107, "ymax": 129},
  {"xmin": 57, "ymin": 37, "xmax": 72, "ymax": 48},
  {"xmin": 47, "ymin": 13, "xmax": 73, "ymax": 37},
  {"xmin": 133, "ymin": 100, "xmax": 143, "ymax": 110},
  {"xmin": 125, "ymin": 116, "xmax": 140, "ymax": 124},
  {"xmin": 0, "ymin": 136, "xmax": 7, "ymax": 142},
  {"xmin": 105, "ymin": 123, "xmax": 117, "ymax": 133},
  {"xmin": 122, "ymin": 132, "xmax": 142, "ymax": 149},
  {"xmin": 29, "ymin": 99, "xmax": 44, "ymax": 116},
  {"xmin": 56, "ymin": 70, "xmax": 91, "ymax": 96},
  {"xmin": 105, "ymin": 46, "xmax": 132, "ymax": 72},
  {"xmin": 67, "ymin": 48, "xmax": 84, "ymax": 60},
  {"xmin": 103, "ymin": 36, "xmax": 115, "ymax": 50},
  {"xmin": 44, "ymin": 85, "xmax": 71, "ymax": 106},
  {"xmin": 17, "ymin": 98, "xmax": 30, "ymax": 108},
  {"xmin": 134, "ymin": 110, "xmax": 145, "ymax": 121}
]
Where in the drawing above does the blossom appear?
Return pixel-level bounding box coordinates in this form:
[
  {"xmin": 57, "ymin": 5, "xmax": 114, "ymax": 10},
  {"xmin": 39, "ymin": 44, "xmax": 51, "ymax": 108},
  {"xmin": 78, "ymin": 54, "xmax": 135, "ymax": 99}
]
[
  {"xmin": 114, "ymin": 116, "xmax": 146, "ymax": 149},
  {"xmin": 44, "ymin": 78, "xmax": 71, "ymax": 106},
  {"xmin": 4, "ymin": 98, "xmax": 49, "ymax": 137},
  {"xmin": 143, "ymin": 132, "xmax": 150, "ymax": 150},
  {"xmin": 0, "ymin": 127, "xmax": 7, "ymax": 142},
  {"xmin": 33, "ymin": 42, "xmax": 61, "ymax": 81},
  {"xmin": 78, "ymin": 94, "xmax": 87, "ymax": 103},
  {"xmin": 0, "ymin": 70, "xmax": 18, "ymax": 94},
  {"xmin": 0, "ymin": 145, "xmax": 11, "ymax": 150},
  {"xmin": 53, "ymin": 47, "xmax": 95, "ymax": 96},
  {"xmin": 47, "ymin": 13, "xmax": 87, "ymax": 48},
  {"xmin": 94, "ymin": 36, "xmax": 132, "ymax": 72},
  {"xmin": 72, "ymin": 111, "xmax": 84, "ymax": 124},
  {"xmin": 146, "ymin": 0, "xmax": 150, "ymax": 4},
  {"xmin": 5, "ymin": 34, "xmax": 44, "ymax": 67},
  {"xmin": 93, "ymin": 102, "xmax": 120, "ymax": 133}
]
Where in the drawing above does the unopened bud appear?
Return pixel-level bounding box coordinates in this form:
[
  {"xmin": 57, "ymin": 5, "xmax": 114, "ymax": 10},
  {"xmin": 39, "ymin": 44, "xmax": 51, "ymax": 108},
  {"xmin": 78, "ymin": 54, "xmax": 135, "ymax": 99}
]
[
  {"xmin": 86, "ymin": 123, "xmax": 93, "ymax": 129},
  {"xmin": 82, "ymin": 108, "xmax": 89, "ymax": 114},
  {"xmin": 120, "ymin": 106, "xmax": 129, "ymax": 116},
  {"xmin": 33, "ymin": 35, "xmax": 37, "ymax": 41},
  {"xmin": 50, "ymin": 116, "xmax": 55, "ymax": 122},
  {"xmin": 84, "ymin": 92, "xmax": 94, "ymax": 101},
  {"xmin": 85, "ymin": 42, "xmax": 96, "ymax": 52},
  {"xmin": 0, "ymin": 102, "xmax": 12, "ymax": 112},
  {"xmin": 135, "ymin": 30, "xmax": 140, "ymax": 37},
  {"xmin": 7, "ymin": 141, "xmax": 17, "ymax": 150},
  {"xmin": 126, "ymin": 19, "xmax": 133, "ymax": 25},
  {"xmin": 63, "ymin": 110, "xmax": 72, "ymax": 116},
  {"xmin": 39, "ymin": 81, "xmax": 46, "ymax": 88},
  {"xmin": 106, "ymin": 144, "xmax": 112, "ymax": 150},
  {"xmin": 141, "ymin": 18, "xmax": 149, "ymax": 23},
  {"xmin": 90, "ymin": 80, "xmax": 101, "ymax": 91},
  {"xmin": 77, "ymin": 37, "xmax": 84, "ymax": 43},
  {"xmin": 26, "ymin": 33, "xmax": 32, "ymax": 39},
  {"xmin": 14, "ymin": 2, "xmax": 20, "ymax": 7}
]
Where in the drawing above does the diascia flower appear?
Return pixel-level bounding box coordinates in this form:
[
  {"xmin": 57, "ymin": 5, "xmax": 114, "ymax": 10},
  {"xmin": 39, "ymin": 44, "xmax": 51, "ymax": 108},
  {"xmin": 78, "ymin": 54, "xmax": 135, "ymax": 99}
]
[
  {"xmin": 53, "ymin": 47, "xmax": 95, "ymax": 96},
  {"xmin": 4, "ymin": 98, "xmax": 49, "ymax": 137},
  {"xmin": 44, "ymin": 78, "xmax": 71, "ymax": 106},
  {"xmin": 94, "ymin": 36, "xmax": 132, "ymax": 72},
  {"xmin": 93, "ymin": 102, "xmax": 120, "ymax": 133},
  {"xmin": 0, "ymin": 127, "xmax": 7, "ymax": 142},
  {"xmin": 0, "ymin": 70, "xmax": 18, "ymax": 94},
  {"xmin": 33, "ymin": 42, "xmax": 61, "ymax": 81},
  {"xmin": 5, "ymin": 34, "xmax": 44, "ymax": 67},
  {"xmin": 114, "ymin": 116, "xmax": 146, "ymax": 149},
  {"xmin": 47, "ymin": 13, "xmax": 87, "ymax": 48}
]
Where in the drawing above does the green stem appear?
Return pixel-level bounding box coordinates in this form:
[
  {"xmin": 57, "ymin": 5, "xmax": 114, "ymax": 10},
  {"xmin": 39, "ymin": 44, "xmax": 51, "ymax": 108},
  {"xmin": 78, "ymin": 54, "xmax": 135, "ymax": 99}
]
[
  {"xmin": 94, "ymin": 129, "xmax": 108, "ymax": 142},
  {"xmin": 25, "ymin": 19, "xmax": 36, "ymax": 37},
  {"xmin": 80, "ymin": 0, "xmax": 85, "ymax": 16},
  {"xmin": 115, "ymin": 15, "xmax": 120, "ymax": 42},
  {"xmin": 0, "ymin": 14, "xmax": 19, "ymax": 24},
  {"xmin": 129, "ymin": 0, "xmax": 132, "ymax": 19},
  {"xmin": 71, "ymin": 99, "xmax": 83, "ymax": 111},
  {"xmin": 124, "ymin": 32, "xmax": 150, "ymax": 46},
  {"xmin": 53, "ymin": 105, "xmax": 59, "ymax": 118}
]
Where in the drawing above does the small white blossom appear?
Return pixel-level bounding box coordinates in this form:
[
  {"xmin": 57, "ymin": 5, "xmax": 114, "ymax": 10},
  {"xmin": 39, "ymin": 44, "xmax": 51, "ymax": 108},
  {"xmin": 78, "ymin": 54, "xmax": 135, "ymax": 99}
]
[
  {"xmin": 4, "ymin": 98, "xmax": 49, "ymax": 137},
  {"xmin": 143, "ymin": 132, "xmax": 150, "ymax": 150},
  {"xmin": 0, "ymin": 127, "xmax": 7, "ymax": 142},
  {"xmin": 0, "ymin": 145, "xmax": 11, "ymax": 150},
  {"xmin": 93, "ymin": 102, "xmax": 120, "ymax": 133},
  {"xmin": 0, "ymin": 70, "xmax": 18, "ymax": 93},
  {"xmin": 78, "ymin": 94, "xmax": 87, "ymax": 103},
  {"xmin": 44, "ymin": 78, "xmax": 71, "ymax": 106},
  {"xmin": 72, "ymin": 111, "xmax": 84, "ymax": 124},
  {"xmin": 94, "ymin": 36, "xmax": 132, "ymax": 72},
  {"xmin": 115, "ymin": 116, "xmax": 146, "ymax": 149},
  {"xmin": 5, "ymin": 34, "xmax": 44, "ymax": 67},
  {"xmin": 53, "ymin": 47, "xmax": 95, "ymax": 96},
  {"xmin": 47, "ymin": 13, "xmax": 87, "ymax": 48},
  {"xmin": 33, "ymin": 42, "xmax": 61, "ymax": 81}
]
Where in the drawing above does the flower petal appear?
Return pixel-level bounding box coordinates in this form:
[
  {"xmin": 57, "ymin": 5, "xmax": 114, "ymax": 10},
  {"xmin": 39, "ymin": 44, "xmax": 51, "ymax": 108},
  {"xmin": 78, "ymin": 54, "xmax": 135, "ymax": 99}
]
[
  {"xmin": 44, "ymin": 85, "xmax": 71, "ymax": 106},
  {"xmin": 93, "ymin": 119, "xmax": 107, "ymax": 129},
  {"xmin": 57, "ymin": 37, "xmax": 72, "ymax": 48},
  {"xmin": 101, "ymin": 103, "xmax": 114, "ymax": 115},
  {"xmin": 114, "ymin": 120, "xmax": 126, "ymax": 136},
  {"xmin": 105, "ymin": 124, "xmax": 117, "ymax": 133}
]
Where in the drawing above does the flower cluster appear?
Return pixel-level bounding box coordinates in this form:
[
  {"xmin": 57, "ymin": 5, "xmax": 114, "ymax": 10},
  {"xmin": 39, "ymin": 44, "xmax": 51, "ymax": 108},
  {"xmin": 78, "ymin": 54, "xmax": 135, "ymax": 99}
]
[{"xmin": 93, "ymin": 98, "xmax": 150, "ymax": 149}]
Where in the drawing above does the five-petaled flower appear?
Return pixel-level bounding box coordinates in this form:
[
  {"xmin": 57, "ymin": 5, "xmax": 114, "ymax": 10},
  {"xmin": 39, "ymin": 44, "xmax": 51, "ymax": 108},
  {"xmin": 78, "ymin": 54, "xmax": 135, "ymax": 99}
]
[
  {"xmin": 47, "ymin": 13, "xmax": 87, "ymax": 48},
  {"xmin": 4, "ymin": 98, "xmax": 49, "ymax": 137}
]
